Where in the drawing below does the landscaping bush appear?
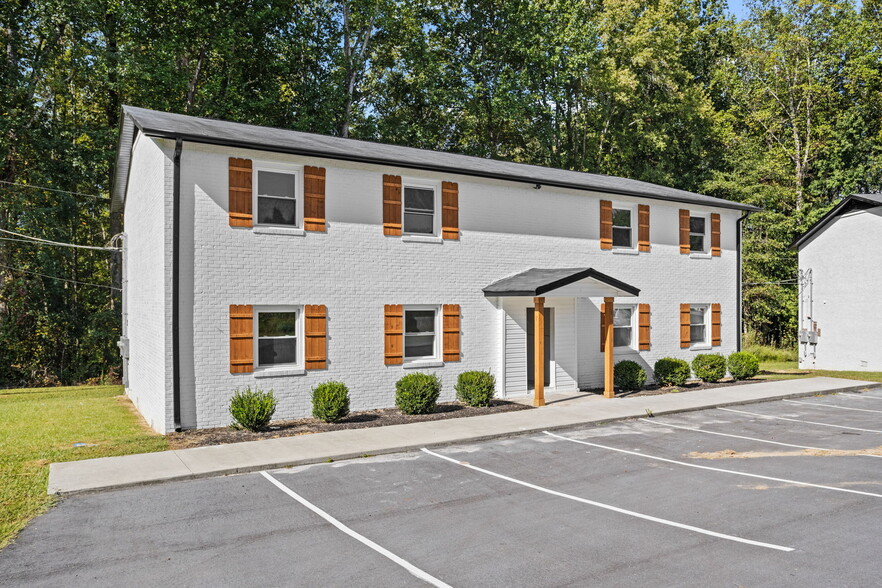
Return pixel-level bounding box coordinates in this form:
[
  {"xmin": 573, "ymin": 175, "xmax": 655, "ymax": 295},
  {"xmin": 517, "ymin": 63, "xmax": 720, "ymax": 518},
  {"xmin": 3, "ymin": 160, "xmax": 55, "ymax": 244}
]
[
  {"xmin": 312, "ymin": 381, "xmax": 350, "ymax": 423},
  {"xmin": 395, "ymin": 372, "xmax": 441, "ymax": 415},
  {"xmin": 614, "ymin": 360, "xmax": 647, "ymax": 391},
  {"xmin": 692, "ymin": 354, "xmax": 727, "ymax": 383},
  {"xmin": 653, "ymin": 358, "xmax": 691, "ymax": 387},
  {"xmin": 455, "ymin": 370, "xmax": 496, "ymax": 407},
  {"xmin": 727, "ymin": 352, "xmax": 760, "ymax": 381},
  {"xmin": 229, "ymin": 386, "xmax": 277, "ymax": 431}
]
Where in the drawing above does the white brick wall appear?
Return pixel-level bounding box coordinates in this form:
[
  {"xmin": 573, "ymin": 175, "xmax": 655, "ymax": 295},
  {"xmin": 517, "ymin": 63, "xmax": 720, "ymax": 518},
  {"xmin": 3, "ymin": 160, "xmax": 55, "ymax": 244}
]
[
  {"xmin": 128, "ymin": 138, "xmax": 741, "ymax": 431},
  {"xmin": 798, "ymin": 206, "xmax": 882, "ymax": 371}
]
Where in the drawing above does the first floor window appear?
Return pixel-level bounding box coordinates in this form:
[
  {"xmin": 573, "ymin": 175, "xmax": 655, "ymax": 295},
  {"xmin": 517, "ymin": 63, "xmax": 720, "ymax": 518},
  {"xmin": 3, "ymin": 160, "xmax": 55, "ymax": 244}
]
[
  {"xmin": 404, "ymin": 308, "xmax": 436, "ymax": 359},
  {"xmin": 612, "ymin": 208, "xmax": 632, "ymax": 248},
  {"xmin": 257, "ymin": 310, "xmax": 298, "ymax": 366},
  {"xmin": 256, "ymin": 169, "xmax": 298, "ymax": 226},
  {"xmin": 613, "ymin": 306, "xmax": 633, "ymax": 347},
  {"xmin": 690, "ymin": 215, "xmax": 706, "ymax": 252},
  {"xmin": 690, "ymin": 305, "xmax": 707, "ymax": 345},
  {"xmin": 403, "ymin": 185, "xmax": 435, "ymax": 234}
]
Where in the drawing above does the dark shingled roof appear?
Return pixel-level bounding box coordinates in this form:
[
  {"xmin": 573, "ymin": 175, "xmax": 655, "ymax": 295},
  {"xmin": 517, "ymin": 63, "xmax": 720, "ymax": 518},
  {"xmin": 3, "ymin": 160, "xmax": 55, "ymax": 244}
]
[
  {"xmin": 112, "ymin": 105, "xmax": 761, "ymax": 214},
  {"xmin": 482, "ymin": 268, "xmax": 640, "ymax": 297},
  {"xmin": 791, "ymin": 193, "xmax": 882, "ymax": 250}
]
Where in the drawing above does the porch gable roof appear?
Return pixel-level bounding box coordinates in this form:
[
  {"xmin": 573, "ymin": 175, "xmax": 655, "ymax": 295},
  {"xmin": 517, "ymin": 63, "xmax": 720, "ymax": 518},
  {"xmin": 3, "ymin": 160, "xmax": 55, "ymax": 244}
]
[{"xmin": 482, "ymin": 268, "xmax": 639, "ymax": 298}]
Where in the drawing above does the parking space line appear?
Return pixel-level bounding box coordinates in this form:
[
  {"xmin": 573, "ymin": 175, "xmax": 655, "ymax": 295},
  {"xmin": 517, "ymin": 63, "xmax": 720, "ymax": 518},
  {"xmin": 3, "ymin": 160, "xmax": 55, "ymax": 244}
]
[
  {"xmin": 719, "ymin": 407, "xmax": 882, "ymax": 433},
  {"xmin": 638, "ymin": 418, "xmax": 882, "ymax": 459},
  {"xmin": 421, "ymin": 448, "xmax": 794, "ymax": 552},
  {"xmin": 839, "ymin": 392, "xmax": 882, "ymax": 400},
  {"xmin": 260, "ymin": 471, "xmax": 453, "ymax": 588},
  {"xmin": 543, "ymin": 431, "xmax": 882, "ymax": 499},
  {"xmin": 783, "ymin": 399, "xmax": 882, "ymax": 414}
]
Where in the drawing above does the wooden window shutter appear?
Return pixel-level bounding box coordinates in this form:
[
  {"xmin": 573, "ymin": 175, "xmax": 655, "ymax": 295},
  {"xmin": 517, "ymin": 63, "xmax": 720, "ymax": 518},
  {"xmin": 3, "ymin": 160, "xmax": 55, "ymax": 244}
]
[
  {"xmin": 679, "ymin": 210, "xmax": 690, "ymax": 254},
  {"xmin": 443, "ymin": 304, "xmax": 461, "ymax": 361},
  {"xmin": 710, "ymin": 213, "xmax": 721, "ymax": 257},
  {"xmin": 229, "ymin": 158, "xmax": 253, "ymax": 227},
  {"xmin": 600, "ymin": 302, "xmax": 607, "ymax": 352},
  {"xmin": 304, "ymin": 166, "xmax": 326, "ymax": 232},
  {"xmin": 638, "ymin": 204, "xmax": 650, "ymax": 252},
  {"xmin": 680, "ymin": 303, "xmax": 691, "ymax": 348},
  {"xmin": 600, "ymin": 200, "xmax": 613, "ymax": 250},
  {"xmin": 441, "ymin": 181, "xmax": 459, "ymax": 240},
  {"xmin": 229, "ymin": 304, "xmax": 254, "ymax": 373},
  {"xmin": 384, "ymin": 304, "xmax": 403, "ymax": 365},
  {"xmin": 304, "ymin": 305, "xmax": 327, "ymax": 369},
  {"xmin": 638, "ymin": 304, "xmax": 651, "ymax": 350},
  {"xmin": 711, "ymin": 303, "xmax": 722, "ymax": 346},
  {"xmin": 383, "ymin": 175, "xmax": 402, "ymax": 236}
]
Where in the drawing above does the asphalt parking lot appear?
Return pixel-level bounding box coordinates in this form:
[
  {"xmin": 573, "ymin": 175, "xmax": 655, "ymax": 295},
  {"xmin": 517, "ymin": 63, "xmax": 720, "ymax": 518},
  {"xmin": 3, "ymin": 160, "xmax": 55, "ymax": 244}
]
[{"xmin": 2, "ymin": 390, "xmax": 881, "ymax": 587}]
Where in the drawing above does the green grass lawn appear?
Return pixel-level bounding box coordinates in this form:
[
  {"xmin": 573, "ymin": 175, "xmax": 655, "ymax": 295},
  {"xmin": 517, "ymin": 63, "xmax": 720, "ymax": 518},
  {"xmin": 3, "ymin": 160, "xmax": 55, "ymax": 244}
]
[
  {"xmin": 0, "ymin": 385, "xmax": 168, "ymax": 549},
  {"xmin": 758, "ymin": 361, "xmax": 882, "ymax": 383}
]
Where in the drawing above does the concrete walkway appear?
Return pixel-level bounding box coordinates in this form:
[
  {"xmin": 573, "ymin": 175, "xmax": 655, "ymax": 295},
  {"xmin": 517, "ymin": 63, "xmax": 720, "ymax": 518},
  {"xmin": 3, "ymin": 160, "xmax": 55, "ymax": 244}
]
[{"xmin": 48, "ymin": 377, "xmax": 879, "ymax": 495}]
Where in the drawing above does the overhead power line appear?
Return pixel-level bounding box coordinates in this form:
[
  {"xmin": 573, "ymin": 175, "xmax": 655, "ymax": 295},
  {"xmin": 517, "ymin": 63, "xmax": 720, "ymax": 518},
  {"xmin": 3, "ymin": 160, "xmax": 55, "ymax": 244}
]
[
  {"xmin": 0, "ymin": 263, "xmax": 119, "ymax": 291},
  {"xmin": 0, "ymin": 179, "xmax": 111, "ymax": 201},
  {"xmin": 0, "ymin": 228, "xmax": 117, "ymax": 252}
]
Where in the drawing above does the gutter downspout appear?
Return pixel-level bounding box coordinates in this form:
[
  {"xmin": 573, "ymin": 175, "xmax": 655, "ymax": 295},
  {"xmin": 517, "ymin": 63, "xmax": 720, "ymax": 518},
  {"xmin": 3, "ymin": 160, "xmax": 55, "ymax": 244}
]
[
  {"xmin": 172, "ymin": 138, "xmax": 183, "ymax": 431},
  {"xmin": 736, "ymin": 211, "xmax": 752, "ymax": 352}
]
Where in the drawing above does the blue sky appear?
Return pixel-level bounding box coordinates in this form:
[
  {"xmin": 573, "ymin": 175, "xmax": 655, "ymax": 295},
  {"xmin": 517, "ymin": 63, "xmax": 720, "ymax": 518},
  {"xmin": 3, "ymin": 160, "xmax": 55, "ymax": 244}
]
[{"xmin": 726, "ymin": 0, "xmax": 863, "ymax": 20}]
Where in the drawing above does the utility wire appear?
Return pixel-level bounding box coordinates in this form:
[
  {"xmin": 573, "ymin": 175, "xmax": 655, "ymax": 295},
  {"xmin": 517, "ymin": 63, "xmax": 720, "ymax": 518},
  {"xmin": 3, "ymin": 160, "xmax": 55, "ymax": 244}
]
[
  {"xmin": 0, "ymin": 179, "xmax": 110, "ymax": 201},
  {"xmin": 0, "ymin": 263, "xmax": 119, "ymax": 291},
  {"xmin": 0, "ymin": 228, "xmax": 117, "ymax": 252}
]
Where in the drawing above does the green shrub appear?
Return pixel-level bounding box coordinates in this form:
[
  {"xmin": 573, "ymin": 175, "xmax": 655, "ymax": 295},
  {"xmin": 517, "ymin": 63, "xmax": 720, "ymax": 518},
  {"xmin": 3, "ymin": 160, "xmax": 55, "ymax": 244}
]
[
  {"xmin": 614, "ymin": 360, "xmax": 647, "ymax": 391},
  {"xmin": 653, "ymin": 358, "xmax": 691, "ymax": 386},
  {"xmin": 229, "ymin": 386, "xmax": 277, "ymax": 431},
  {"xmin": 455, "ymin": 371, "xmax": 496, "ymax": 407},
  {"xmin": 727, "ymin": 352, "xmax": 760, "ymax": 380},
  {"xmin": 692, "ymin": 354, "xmax": 727, "ymax": 383},
  {"xmin": 395, "ymin": 372, "xmax": 441, "ymax": 415},
  {"xmin": 312, "ymin": 381, "xmax": 350, "ymax": 422}
]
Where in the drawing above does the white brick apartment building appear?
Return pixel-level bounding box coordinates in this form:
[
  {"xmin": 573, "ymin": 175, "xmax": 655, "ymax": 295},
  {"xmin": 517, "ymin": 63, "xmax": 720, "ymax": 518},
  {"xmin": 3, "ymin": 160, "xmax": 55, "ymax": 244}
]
[{"xmin": 112, "ymin": 106, "xmax": 758, "ymax": 433}]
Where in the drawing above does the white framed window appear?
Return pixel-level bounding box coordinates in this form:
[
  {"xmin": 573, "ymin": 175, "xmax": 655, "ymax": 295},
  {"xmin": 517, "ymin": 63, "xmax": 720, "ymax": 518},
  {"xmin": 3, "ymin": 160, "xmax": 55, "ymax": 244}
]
[
  {"xmin": 403, "ymin": 305, "xmax": 440, "ymax": 360},
  {"xmin": 254, "ymin": 306, "xmax": 302, "ymax": 369},
  {"xmin": 613, "ymin": 305, "xmax": 636, "ymax": 348},
  {"xmin": 689, "ymin": 213, "xmax": 708, "ymax": 253},
  {"xmin": 612, "ymin": 206, "xmax": 634, "ymax": 249},
  {"xmin": 402, "ymin": 181, "xmax": 437, "ymax": 235},
  {"xmin": 689, "ymin": 304, "xmax": 708, "ymax": 346},
  {"xmin": 254, "ymin": 165, "xmax": 301, "ymax": 228}
]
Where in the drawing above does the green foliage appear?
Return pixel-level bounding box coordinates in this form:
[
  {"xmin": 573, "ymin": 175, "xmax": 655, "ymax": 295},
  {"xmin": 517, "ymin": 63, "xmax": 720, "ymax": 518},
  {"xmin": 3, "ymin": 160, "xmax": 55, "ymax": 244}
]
[
  {"xmin": 743, "ymin": 343, "xmax": 797, "ymax": 362},
  {"xmin": 229, "ymin": 386, "xmax": 277, "ymax": 431},
  {"xmin": 692, "ymin": 354, "xmax": 727, "ymax": 383},
  {"xmin": 653, "ymin": 358, "xmax": 692, "ymax": 387},
  {"xmin": 311, "ymin": 381, "xmax": 350, "ymax": 423},
  {"xmin": 395, "ymin": 372, "xmax": 441, "ymax": 415},
  {"xmin": 614, "ymin": 360, "xmax": 647, "ymax": 391},
  {"xmin": 727, "ymin": 352, "xmax": 760, "ymax": 380},
  {"xmin": 455, "ymin": 370, "xmax": 496, "ymax": 407}
]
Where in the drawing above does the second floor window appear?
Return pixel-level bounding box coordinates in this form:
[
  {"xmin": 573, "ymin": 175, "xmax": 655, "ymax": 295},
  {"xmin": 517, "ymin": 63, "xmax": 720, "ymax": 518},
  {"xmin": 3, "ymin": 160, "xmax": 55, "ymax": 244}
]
[
  {"xmin": 612, "ymin": 208, "xmax": 632, "ymax": 248},
  {"xmin": 256, "ymin": 170, "xmax": 297, "ymax": 227},
  {"xmin": 403, "ymin": 186, "xmax": 435, "ymax": 234},
  {"xmin": 689, "ymin": 216, "xmax": 706, "ymax": 252}
]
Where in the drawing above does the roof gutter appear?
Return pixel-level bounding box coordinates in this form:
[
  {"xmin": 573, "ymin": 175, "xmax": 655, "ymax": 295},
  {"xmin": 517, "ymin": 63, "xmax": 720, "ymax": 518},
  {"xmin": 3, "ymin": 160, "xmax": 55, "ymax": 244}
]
[
  {"xmin": 172, "ymin": 138, "xmax": 183, "ymax": 431},
  {"xmin": 737, "ymin": 211, "xmax": 752, "ymax": 351}
]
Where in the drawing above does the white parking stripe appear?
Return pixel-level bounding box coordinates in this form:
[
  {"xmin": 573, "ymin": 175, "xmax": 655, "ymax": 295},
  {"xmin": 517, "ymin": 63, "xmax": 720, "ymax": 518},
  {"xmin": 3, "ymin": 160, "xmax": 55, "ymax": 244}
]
[
  {"xmin": 783, "ymin": 399, "xmax": 882, "ymax": 414},
  {"xmin": 544, "ymin": 431, "xmax": 882, "ymax": 499},
  {"xmin": 260, "ymin": 471, "xmax": 452, "ymax": 588},
  {"xmin": 839, "ymin": 392, "xmax": 882, "ymax": 400},
  {"xmin": 421, "ymin": 448, "xmax": 794, "ymax": 552},
  {"xmin": 638, "ymin": 418, "xmax": 882, "ymax": 458},
  {"xmin": 719, "ymin": 407, "xmax": 882, "ymax": 433}
]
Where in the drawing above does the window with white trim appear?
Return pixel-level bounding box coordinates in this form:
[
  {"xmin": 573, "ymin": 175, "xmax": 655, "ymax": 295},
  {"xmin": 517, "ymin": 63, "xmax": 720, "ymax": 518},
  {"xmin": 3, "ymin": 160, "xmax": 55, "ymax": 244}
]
[
  {"xmin": 613, "ymin": 305, "xmax": 635, "ymax": 348},
  {"xmin": 689, "ymin": 215, "xmax": 707, "ymax": 252},
  {"xmin": 255, "ymin": 308, "xmax": 300, "ymax": 367},
  {"xmin": 404, "ymin": 306, "xmax": 438, "ymax": 360},
  {"xmin": 403, "ymin": 185, "xmax": 436, "ymax": 235},
  {"xmin": 255, "ymin": 168, "xmax": 299, "ymax": 227},
  {"xmin": 690, "ymin": 305, "xmax": 708, "ymax": 346},
  {"xmin": 612, "ymin": 207, "xmax": 633, "ymax": 248}
]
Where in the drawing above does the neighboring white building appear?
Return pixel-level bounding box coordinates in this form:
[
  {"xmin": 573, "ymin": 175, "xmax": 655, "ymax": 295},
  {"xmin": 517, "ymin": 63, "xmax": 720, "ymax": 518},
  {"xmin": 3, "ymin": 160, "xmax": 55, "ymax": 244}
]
[
  {"xmin": 793, "ymin": 193, "xmax": 882, "ymax": 371},
  {"xmin": 112, "ymin": 106, "xmax": 757, "ymax": 433}
]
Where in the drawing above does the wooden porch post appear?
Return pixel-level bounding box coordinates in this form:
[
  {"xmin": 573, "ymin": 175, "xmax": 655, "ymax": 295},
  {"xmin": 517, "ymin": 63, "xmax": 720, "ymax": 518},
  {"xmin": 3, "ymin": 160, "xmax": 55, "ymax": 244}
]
[
  {"xmin": 533, "ymin": 296, "xmax": 545, "ymax": 407},
  {"xmin": 604, "ymin": 296, "xmax": 615, "ymax": 398}
]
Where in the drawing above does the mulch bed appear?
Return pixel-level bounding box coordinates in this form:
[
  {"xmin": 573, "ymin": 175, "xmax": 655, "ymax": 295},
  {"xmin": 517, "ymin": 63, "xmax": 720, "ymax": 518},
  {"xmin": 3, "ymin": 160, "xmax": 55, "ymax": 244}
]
[
  {"xmin": 598, "ymin": 377, "xmax": 771, "ymax": 398},
  {"xmin": 167, "ymin": 399, "xmax": 532, "ymax": 450}
]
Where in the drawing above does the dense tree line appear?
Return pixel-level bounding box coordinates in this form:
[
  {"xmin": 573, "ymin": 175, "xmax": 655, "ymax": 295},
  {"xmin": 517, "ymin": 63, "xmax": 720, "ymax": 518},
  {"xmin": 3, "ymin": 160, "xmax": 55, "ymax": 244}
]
[{"xmin": 1, "ymin": 0, "xmax": 880, "ymax": 386}]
